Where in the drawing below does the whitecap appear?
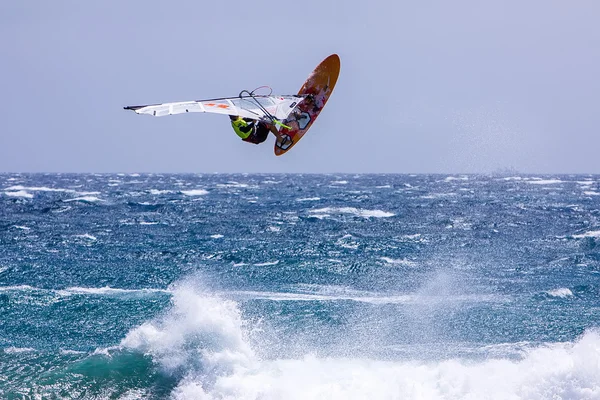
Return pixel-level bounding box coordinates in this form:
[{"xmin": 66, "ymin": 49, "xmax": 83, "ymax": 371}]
[
  {"xmin": 380, "ymin": 257, "xmax": 417, "ymax": 267},
  {"xmin": 216, "ymin": 182, "xmax": 253, "ymax": 188},
  {"xmin": 309, "ymin": 207, "xmax": 395, "ymax": 218},
  {"xmin": 169, "ymin": 330, "xmax": 600, "ymax": 400},
  {"xmin": 4, "ymin": 347, "xmax": 35, "ymax": 354},
  {"xmin": 527, "ymin": 179, "xmax": 563, "ymax": 185},
  {"xmin": 296, "ymin": 197, "xmax": 321, "ymax": 202},
  {"xmin": 5, "ymin": 190, "xmax": 33, "ymax": 198},
  {"xmin": 63, "ymin": 196, "xmax": 104, "ymax": 203},
  {"xmin": 572, "ymin": 230, "xmax": 600, "ymax": 239},
  {"xmin": 210, "ymin": 234, "xmax": 224, "ymax": 239},
  {"xmin": 4, "ymin": 185, "xmax": 75, "ymax": 193},
  {"xmin": 181, "ymin": 189, "xmax": 209, "ymax": 196},
  {"xmin": 444, "ymin": 176, "xmax": 469, "ymax": 181},
  {"xmin": 150, "ymin": 189, "xmax": 172, "ymax": 195},
  {"xmin": 61, "ymin": 286, "xmax": 168, "ymax": 296},
  {"xmin": 254, "ymin": 261, "xmax": 279, "ymax": 266},
  {"xmin": 546, "ymin": 288, "xmax": 573, "ymax": 298},
  {"xmin": 75, "ymin": 233, "xmax": 97, "ymax": 241}
]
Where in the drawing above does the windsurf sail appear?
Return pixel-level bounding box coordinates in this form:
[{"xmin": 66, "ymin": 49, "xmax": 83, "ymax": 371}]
[{"xmin": 124, "ymin": 95, "xmax": 304, "ymax": 122}]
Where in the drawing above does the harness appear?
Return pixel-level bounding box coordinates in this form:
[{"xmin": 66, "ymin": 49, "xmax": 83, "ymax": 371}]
[{"xmin": 231, "ymin": 117, "xmax": 255, "ymax": 139}]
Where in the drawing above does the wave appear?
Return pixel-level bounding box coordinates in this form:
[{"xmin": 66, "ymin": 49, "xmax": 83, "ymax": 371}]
[
  {"xmin": 120, "ymin": 283, "xmax": 254, "ymax": 380},
  {"xmin": 149, "ymin": 189, "xmax": 173, "ymax": 195},
  {"xmin": 309, "ymin": 207, "xmax": 395, "ymax": 218},
  {"xmin": 74, "ymin": 233, "xmax": 97, "ymax": 241},
  {"xmin": 63, "ymin": 196, "xmax": 105, "ymax": 203},
  {"xmin": 254, "ymin": 260, "xmax": 279, "ymax": 266},
  {"xmin": 216, "ymin": 182, "xmax": 257, "ymax": 189},
  {"xmin": 2, "ymin": 346, "xmax": 36, "ymax": 354},
  {"xmin": 3, "ymin": 185, "xmax": 75, "ymax": 193},
  {"xmin": 0, "ymin": 285, "xmax": 168, "ymax": 298},
  {"xmin": 118, "ymin": 284, "xmax": 600, "ymax": 399},
  {"xmin": 526, "ymin": 179, "xmax": 564, "ymax": 185},
  {"xmin": 59, "ymin": 286, "xmax": 169, "ymax": 296},
  {"xmin": 4, "ymin": 190, "xmax": 33, "ymax": 198},
  {"xmin": 180, "ymin": 189, "xmax": 209, "ymax": 196},
  {"xmin": 296, "ymin": 197, "xmax": 321, "ymax": 202},
  {"xmin": 546, "ymin": 288, "xmax": 574, "ymax": 298},
  {"xmin": 572, "ymin": 230, "xmax": 600, "ymax": 239},
  {"xmin": 380, "ymin": 257, "xmax": 417, "ymax": 267}
]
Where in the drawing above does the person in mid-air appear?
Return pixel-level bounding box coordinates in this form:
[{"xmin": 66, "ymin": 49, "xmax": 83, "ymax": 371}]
[{"xmin": 229, "ymin": 115, "xmax": 291, "ymax": 147}]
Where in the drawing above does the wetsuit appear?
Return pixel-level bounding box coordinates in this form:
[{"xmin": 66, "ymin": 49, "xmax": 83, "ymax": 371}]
[{"xmin": 230, "ymin": 116, "xmax": 270, "ymax": 144}]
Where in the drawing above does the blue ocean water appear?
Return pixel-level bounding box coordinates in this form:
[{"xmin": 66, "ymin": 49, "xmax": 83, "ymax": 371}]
[{"xmin": 1, "ymin": 173, "xmax": 599, "ymax": 399}]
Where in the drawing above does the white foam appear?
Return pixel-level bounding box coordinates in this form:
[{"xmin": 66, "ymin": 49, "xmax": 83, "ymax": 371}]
[
  {"xmin": 59, "ymin": 349, "xmax": 86, "ymax": 355},
  {"xmin": 169, "ymin": 330, "xmax": 600, "ymax": 399},
  {"xmin": 60, "ymin": 286, "xmax": 168, "ymax": 296},
  {"xmin": 527, "ymin": 179, "xmax": 563, "ymax": 185},
  {"xmin": 584, "ymin": 191, "xmax": 600, "ymax": 196},
  {"xmin": 121, "ymin": 284, "xmax": 254, "ymax": 377},
  {"xmin": 254, "ymin": 261, "xmax": 279, "ymax": 266},
  {"xmin": 3, "ymin": 347, "xmax": 35, "ymax": 354},
  {"xmin": 4, "ymin": 185, "xmax": 74, "ymax": 193},
  {"xmin": 181, "ymin": 189, "xmax": 209, "ymax": 196},
  {"xmin": 297, "ymin": 197, "xmax": 321, "ymax": 202},
  {"xmin": 330, "ymin": 180, "xmax": 348, "ymax": 185},
  {"xmin": 149, "ymin": 189, "xmax": 172, "ymax": 195},
  {"xmin": 228, "ymin": 288, "xmax": 416, "ymax": 305},
  {"xmin": 63, "ymin": 196, "xmax": 104, "ymax": 203},
  {"xmin": 309, "ymin": 207, "xmax": 395, "ymax": 218},
  {"xmin": 0, "ymin": 285, "xmax": 36, "ymax": 292},
  {"xmin": 444, "ymin": 176, "xmax": 468, "ymax": 181},
  {"xmin": 139, "ymin": 221, "xmax": 159, "ymax": 225},
  {"xmin": 267, "ymin": 226, "xmax": 281, "ymax": 232},
  {"xmin": 74, "ymin": 233, "xmax": 97, "ymax": 241},
  {"xmin": 572, "ymin": 230, "xmax": 600, "ymax": 239},
  {"xmin": 13, "ymin": 225, "xmax": 31, "ymax": 230},
  {"xmin": 210, "ymin": 234, "xmax": 224, "ymax": 239},
  {"xmin": 547, "ymin": 288, "xmax": 573, "ymax": 298},
  {"xmin": 216, "ymin": 182, "xmax": 254, "ymax": 188},
  {"xmin": 5, "ymin": 190, "xmax": 33, "ymax": 198},
  {"xmin": 380, "ymin": 257, "xmax": 417, "ymax": 267}
]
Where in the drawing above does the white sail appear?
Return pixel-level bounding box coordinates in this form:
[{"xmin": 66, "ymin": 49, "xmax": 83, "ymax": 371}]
[{"xmin": 125, "ymin": 95, "xmax": 303, "ymax": 121}]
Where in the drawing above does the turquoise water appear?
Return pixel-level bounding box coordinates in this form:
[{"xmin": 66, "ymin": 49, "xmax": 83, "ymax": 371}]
[{"xmin": 1, "ymin": 173, "xmax": 599, "ymax": 399}]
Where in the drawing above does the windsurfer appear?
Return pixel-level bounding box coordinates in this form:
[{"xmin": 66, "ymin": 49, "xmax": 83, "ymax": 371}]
[{"xmin": 229, "ymin": 116, "xmax": 290, "ymax": 146}]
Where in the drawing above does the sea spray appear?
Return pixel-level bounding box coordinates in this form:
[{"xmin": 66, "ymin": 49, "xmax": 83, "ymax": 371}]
[{"xmin": 121, "ymin": 281, "xmax": 256, "ymax": 389}]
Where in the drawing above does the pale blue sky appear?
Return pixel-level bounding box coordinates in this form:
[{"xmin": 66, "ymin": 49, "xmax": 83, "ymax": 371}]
[{"xmin": 1, "ymin": 1, "xmax": 599, "ymax": 173}]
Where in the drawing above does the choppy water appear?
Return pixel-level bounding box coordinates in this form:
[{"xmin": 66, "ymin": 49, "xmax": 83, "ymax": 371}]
[{"xmin": 1, "ymin": 173, "xmax": 599, "ymax": 399}]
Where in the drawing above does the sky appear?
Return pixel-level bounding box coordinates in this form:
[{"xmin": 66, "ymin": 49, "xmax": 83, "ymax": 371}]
[{"xmin": 1, "ymin": 1, "xmax": 599, "ymax": 174}]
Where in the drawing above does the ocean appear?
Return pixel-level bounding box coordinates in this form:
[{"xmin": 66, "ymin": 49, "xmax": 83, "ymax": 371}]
[{"xmin": 1, "ymin": 173, "xmax": 599, "ymax": 399}]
